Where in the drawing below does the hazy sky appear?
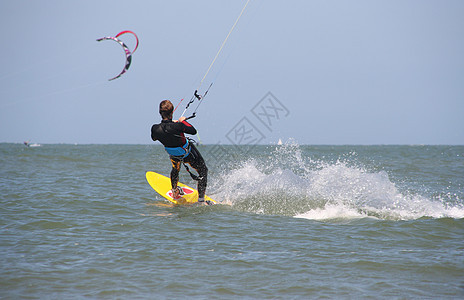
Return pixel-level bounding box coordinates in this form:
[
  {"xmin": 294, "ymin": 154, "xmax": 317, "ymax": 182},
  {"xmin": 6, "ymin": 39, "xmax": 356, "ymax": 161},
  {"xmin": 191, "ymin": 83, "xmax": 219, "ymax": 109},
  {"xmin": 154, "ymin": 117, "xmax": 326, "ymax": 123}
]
[{"xmin": 1, "ymin": 0, "xmax": 463, "ymax": 145}]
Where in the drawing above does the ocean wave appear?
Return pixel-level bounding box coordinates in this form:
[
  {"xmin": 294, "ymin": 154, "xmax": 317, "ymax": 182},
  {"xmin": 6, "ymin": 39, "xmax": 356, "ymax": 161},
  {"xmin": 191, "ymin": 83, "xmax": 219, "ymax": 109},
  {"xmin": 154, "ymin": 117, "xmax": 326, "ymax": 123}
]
[{"xmin": 212, "ymin": 143, "xmax": 464, "ymax": 220}]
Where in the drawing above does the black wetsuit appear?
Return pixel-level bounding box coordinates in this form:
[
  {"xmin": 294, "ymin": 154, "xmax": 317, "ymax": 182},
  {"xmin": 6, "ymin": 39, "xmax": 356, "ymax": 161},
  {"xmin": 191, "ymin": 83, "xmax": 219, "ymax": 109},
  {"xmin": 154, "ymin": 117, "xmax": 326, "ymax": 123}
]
[{"xmin": 151, "ymin": 119, "xmax": 208, "ymax": 198}]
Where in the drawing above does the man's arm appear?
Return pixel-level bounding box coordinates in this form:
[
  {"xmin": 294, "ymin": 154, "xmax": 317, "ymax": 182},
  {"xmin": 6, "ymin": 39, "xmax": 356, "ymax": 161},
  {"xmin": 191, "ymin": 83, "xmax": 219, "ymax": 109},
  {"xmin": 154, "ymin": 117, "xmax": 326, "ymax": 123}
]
[
  {"xmin": 174, "ymin": 117, "xmax": 197, "ymax": 135},
  {"xmin": 150, "ymin": 124, "xmax": 158, "ymax": 141}
]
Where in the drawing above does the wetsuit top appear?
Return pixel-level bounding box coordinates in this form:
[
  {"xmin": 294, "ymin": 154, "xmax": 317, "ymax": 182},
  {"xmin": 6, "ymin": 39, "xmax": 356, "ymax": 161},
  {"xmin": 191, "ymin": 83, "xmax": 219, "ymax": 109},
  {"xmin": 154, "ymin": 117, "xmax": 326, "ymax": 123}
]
[{"xmin": 151, "ymin": 119, "xmax": 197, "ymax": 157}]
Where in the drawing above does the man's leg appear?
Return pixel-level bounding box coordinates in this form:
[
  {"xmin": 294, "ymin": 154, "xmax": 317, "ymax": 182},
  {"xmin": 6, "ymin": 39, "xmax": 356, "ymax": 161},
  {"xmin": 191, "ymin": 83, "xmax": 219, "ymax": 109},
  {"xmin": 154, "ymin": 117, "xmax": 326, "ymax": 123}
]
[
  {"xmin": 184, "ymin": 145, "xmax": 208, "ymax": 198},
  {"xmin": 170, "ymin": 157, "xmax": 182, "ymax": 190}
]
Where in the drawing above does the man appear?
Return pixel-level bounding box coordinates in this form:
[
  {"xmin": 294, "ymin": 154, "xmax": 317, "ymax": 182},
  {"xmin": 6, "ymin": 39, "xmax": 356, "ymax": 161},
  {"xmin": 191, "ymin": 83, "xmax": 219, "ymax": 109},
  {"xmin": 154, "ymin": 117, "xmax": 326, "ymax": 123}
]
[{"xmin": 151, "ymin": 100, "xmax": 210, "ymax": 204}]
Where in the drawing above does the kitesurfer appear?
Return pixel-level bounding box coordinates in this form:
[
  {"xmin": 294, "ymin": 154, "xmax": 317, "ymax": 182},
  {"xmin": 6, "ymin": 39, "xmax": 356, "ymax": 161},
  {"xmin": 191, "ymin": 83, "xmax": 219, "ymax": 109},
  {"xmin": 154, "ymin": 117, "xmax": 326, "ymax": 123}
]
[{"xmin": 151, "ymin": 100, "xmax": 210, "ymax": 204}]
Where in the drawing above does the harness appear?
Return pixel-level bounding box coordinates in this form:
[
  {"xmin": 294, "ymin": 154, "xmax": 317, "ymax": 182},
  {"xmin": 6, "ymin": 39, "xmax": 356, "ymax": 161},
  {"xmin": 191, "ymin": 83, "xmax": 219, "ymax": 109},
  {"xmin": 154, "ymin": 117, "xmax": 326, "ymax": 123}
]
[
  {"xmin": 164, "ymin": 140, "xmax": 190, "ymax": 158},
  {"xmin": 167, "ymin": 138, "xmax": 202, "ymax": 182}
]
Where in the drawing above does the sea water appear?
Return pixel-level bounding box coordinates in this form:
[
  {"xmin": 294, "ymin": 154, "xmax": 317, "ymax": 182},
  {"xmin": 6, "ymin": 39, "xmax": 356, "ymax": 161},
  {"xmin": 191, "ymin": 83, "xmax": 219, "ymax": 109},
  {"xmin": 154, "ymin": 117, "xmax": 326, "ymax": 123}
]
[{"xmin": 1, "ymin": 143, "xmax": 463, "ymax": 299}]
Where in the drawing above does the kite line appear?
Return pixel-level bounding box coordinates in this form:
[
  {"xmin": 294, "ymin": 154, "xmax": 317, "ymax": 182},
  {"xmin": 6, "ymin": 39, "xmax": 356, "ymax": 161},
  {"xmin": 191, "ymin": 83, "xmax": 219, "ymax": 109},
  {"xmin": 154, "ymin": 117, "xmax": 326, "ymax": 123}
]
[{"xmin": 180, "ymin": 0, "xmax": 251, "ymax": 119}]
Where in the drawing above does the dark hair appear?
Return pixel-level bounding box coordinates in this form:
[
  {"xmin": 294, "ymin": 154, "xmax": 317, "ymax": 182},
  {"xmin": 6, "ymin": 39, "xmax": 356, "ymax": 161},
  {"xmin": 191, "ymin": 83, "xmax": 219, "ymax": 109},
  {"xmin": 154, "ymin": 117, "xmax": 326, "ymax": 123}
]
[{"xmin": 159, "ymin": 100, "xmax": 174, "ymax": 119}]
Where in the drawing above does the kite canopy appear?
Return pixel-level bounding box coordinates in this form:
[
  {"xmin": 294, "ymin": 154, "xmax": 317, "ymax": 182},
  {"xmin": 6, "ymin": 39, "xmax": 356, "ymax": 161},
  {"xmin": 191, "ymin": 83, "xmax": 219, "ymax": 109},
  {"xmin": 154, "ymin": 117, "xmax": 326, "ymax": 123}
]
[
  {"xmin": 97, "ymin": 30, "xmax": 139, "ymax": 81},
  {"xmin": 115, "ymin": 30, "xmax": 139, "ymax": 54}
]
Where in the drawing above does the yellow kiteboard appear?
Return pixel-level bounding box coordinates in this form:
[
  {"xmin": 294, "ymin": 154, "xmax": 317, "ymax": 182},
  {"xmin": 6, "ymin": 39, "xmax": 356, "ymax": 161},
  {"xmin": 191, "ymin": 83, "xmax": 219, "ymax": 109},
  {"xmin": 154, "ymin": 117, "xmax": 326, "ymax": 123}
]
[{"xmin": 146, "ymin": 171, "xmax": 216, "ymax": 205}]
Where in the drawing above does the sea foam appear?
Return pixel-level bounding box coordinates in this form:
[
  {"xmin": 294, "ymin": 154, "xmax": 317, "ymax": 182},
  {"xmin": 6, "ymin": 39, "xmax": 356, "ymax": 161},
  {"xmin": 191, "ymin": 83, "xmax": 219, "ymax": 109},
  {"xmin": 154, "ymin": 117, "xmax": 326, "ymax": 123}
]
[{"xmin": 212, "ymin": 142, "xmax": 464, "ymax": 220}]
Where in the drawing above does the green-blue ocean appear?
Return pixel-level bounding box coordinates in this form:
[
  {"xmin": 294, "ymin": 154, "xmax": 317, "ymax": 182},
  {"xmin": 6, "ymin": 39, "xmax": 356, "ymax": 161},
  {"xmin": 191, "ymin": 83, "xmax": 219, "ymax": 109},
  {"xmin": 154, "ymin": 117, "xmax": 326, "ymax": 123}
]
[{"xmin": 1, "ymin": 143, "xmax": 463, "ymax": 299}]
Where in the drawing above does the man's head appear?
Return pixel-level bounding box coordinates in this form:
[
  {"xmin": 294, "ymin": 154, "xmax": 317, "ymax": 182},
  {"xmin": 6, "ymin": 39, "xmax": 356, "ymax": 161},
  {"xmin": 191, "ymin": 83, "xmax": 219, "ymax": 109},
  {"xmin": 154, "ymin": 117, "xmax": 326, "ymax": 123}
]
[{"xmin": 159, "ymin": 100, "xmax": 174, "ymax": 120}]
